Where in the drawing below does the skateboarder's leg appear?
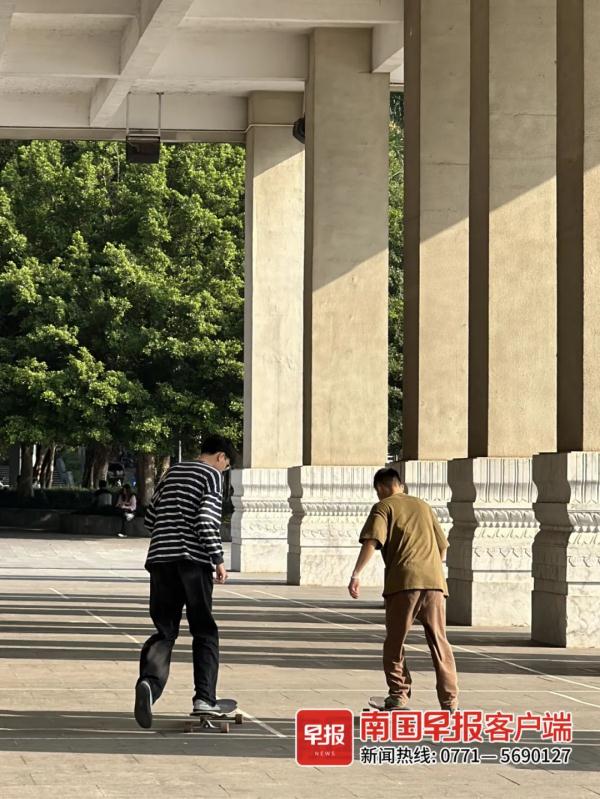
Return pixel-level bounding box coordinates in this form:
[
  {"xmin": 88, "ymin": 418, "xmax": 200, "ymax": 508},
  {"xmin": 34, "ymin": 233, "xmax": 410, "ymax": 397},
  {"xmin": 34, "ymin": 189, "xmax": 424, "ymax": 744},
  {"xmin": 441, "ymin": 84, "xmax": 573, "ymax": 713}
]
[
  {"xmin": 415, "ymin": 590, "xmax": 459, "ymax": 710},
  {"xmin": 383, "ymin": 590, "xmax": 422, "ymax": 705},
  {"xmin": 179, "ymin": 561, "xmax": 219, "ymax": 705},
  {"xmin": 138, "ymin": 562, "xmax": 185, "ymax": 702}
]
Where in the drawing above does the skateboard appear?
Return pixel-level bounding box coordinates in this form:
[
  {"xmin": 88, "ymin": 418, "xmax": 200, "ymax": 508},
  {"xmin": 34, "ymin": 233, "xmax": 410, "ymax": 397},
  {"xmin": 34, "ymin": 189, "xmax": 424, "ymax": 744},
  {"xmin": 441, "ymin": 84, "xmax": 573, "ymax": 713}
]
[
  {"xmin": 183, "ymin": 699, "xmax": 243, "ymax": 734},
  {"xmin": 363, "ymin": 696, "xmax": 409, "ymax": 712}
]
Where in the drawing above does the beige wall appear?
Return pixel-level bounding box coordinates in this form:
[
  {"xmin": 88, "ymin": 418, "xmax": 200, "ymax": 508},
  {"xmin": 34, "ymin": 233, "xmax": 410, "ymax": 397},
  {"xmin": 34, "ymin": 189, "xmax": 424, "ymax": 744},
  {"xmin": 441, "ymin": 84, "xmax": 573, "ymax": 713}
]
[
  {"xmin": 303, "ymin": 29, "xmax": 389, "ymax": 466},
  {"xmin": 244, "ymin": 92, "xmax": 304, "ymax": 468}
]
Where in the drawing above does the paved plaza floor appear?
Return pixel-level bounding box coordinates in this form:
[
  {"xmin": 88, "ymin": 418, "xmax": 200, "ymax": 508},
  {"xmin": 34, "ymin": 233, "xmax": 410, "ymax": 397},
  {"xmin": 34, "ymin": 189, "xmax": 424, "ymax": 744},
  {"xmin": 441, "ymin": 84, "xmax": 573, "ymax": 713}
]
[{"xmin": 0, "ymin": 530, "xmax": 598, "ymax": 798}]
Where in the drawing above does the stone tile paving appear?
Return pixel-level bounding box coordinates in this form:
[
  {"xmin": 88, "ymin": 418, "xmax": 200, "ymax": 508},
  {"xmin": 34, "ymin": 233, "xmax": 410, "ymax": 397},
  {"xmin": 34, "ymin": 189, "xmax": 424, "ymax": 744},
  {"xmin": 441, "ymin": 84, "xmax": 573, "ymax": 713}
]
[{"xmin": 0, "ymin": 530, "xmax": 598, "ymax": 798}]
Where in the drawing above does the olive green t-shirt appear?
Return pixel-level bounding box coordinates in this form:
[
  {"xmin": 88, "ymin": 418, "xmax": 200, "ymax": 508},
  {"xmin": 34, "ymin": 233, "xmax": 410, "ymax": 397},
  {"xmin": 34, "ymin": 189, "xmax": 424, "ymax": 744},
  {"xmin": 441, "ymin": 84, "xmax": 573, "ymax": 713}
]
[{"xmin": 359, "ymin": 493, "xmax": 448, "ymax": 597}]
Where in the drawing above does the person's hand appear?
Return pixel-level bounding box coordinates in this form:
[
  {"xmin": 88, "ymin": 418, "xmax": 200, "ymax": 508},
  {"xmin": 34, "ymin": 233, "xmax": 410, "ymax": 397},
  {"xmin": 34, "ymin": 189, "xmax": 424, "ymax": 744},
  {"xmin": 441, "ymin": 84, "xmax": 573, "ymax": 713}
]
[
  {"xmin": 348, "ymin": 576, "xmax": 360, "ymax": 599},
  {"xmin": 214, "ymin": 563, "xmax": 228, "ymax": 584}
]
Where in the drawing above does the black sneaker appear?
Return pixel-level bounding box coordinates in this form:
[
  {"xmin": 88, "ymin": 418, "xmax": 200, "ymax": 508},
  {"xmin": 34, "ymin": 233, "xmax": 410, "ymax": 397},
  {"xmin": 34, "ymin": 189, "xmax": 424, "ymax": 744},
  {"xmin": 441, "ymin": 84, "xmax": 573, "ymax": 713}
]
[{"xmin": 134, "ymin": 680, "xmax": 153, "ymax": 729}]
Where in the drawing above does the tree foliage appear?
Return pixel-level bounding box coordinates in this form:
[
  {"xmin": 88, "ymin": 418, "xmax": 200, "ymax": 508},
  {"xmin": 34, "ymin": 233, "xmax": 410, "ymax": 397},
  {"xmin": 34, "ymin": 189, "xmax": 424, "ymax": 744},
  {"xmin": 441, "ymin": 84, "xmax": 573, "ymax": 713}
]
[{"xmin": 0, "ymin": 141, "xmax": 245, "ymax": 474}]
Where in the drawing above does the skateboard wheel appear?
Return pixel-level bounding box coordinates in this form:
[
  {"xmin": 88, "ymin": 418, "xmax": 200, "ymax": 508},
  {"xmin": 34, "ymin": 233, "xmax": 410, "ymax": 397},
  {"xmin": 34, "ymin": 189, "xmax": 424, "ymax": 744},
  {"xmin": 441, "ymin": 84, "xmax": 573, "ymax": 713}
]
[
  {"xmin": 235, "ymin": 714, "xmax": 243, "ymax": 725},
  {"xmin": 220, "ymin": 722, "xmax": 229, "ymax": 734}
]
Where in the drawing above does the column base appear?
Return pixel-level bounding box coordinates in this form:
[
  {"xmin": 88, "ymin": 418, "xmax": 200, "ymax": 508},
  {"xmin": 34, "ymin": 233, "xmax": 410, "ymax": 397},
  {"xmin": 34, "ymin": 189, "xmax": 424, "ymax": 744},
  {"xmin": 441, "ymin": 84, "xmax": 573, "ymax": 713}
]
[
  {"xmin": 532, "ymin": 452, "xmax": 600, "ymax": 647},
  {"xmin": 394, "ymin": 459, "xmax": 452, "ymax": 534},
  {"xmin": 446, "ymin": 457, "xmax": 537, "ymax": 627},
  {"xmin": 230, "ymin": 468, "xmax": 290, "ymax": 573},
  {"xmin": 287, "ymin": 465, "xmax": 384, "ymax": 587}
]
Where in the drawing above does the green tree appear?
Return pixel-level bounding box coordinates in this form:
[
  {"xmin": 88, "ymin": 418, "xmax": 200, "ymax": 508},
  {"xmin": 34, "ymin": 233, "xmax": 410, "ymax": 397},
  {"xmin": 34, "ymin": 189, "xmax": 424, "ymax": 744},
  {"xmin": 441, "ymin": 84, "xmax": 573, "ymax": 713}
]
[{"xmin": 0, "ymin": 140, "xmax": 245, "ymax": 497}]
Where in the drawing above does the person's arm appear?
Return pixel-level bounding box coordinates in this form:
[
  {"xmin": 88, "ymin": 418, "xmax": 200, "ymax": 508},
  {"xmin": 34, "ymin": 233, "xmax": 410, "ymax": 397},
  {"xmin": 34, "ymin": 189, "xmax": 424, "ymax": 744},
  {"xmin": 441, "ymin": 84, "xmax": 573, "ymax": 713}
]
[
  {"xmin": 197, "ymin": 470, "xmax": 226, "ymax": 580},
  {"xmin": 348, "ymin": 540, "xmax": 378, "ymax": 598},
  {"xmin": 348, "ymin": 504, "xmax": 388, "ymax": 599}
]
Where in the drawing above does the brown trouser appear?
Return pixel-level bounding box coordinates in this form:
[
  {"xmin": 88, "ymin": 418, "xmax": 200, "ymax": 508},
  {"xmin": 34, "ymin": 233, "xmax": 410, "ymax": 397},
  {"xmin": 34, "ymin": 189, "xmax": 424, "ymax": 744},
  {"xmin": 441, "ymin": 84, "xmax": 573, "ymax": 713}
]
[{"xmin": 383, "ymin": 589, "xmax": 459, "ymax": 710}]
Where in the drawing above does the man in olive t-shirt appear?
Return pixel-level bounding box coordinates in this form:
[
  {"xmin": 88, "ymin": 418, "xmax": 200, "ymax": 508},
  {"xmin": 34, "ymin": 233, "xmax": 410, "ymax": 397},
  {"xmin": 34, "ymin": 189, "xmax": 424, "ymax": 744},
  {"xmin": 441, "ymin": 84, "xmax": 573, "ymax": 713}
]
[{"xmin": 348, "ymin": 468, "xmax": 459, "ymax": 711}]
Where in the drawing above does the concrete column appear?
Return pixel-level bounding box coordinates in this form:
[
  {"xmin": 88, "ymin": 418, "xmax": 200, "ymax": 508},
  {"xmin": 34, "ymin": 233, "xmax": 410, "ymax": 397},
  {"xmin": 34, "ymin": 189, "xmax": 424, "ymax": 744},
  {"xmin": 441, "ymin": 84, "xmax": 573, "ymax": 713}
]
[
  {"xmin": 531, "ymin": 1, "xmax": 600, "ymax": 647},
  {"xmin": 403, "ymin": 0, "xmax": 470, "ymax": 461},
  {"xmin": 437, "ymin": 0, "xmax": 556, "ymax": 628},
  {"xmin": 288, "ymin": 29, "xmax": 389, "ymax": 585},
  {"xmin": 231, "ymin": 92, "xmax": 304, "ymax": 574},
  {"xmin": 471, "ymin": 0, "xmax": 557, "ymax": 457}
]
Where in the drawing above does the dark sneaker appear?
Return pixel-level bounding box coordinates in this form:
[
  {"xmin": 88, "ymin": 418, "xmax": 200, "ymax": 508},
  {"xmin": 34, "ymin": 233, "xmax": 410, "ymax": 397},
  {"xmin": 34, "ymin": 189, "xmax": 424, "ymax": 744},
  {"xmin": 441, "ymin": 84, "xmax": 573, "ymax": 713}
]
[
  {"xmin": 384, "ymin": 695, "xmax": 409, "ymax": 710},
  {"xmin": 117, "ymin": 532, "xmax": 127, "ymax": 538},
  {"xmin": 134, "ymin": 680, "xmax": 153, "ymax": 729},
  {"xmin": 192, "ymin": 699, "xmax": 222, "ymax": 716}
]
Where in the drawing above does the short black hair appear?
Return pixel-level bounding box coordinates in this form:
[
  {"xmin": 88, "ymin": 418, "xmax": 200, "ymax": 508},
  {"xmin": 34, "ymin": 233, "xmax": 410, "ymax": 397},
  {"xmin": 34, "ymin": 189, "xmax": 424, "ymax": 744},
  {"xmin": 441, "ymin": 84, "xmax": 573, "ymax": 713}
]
[
  {"xmin": 201, "ymin": 433, "xmax": 237, "ymax": 465},
  {"xmin": 373, "ymin": 468, "xmax": 404, "ymax": 491}
]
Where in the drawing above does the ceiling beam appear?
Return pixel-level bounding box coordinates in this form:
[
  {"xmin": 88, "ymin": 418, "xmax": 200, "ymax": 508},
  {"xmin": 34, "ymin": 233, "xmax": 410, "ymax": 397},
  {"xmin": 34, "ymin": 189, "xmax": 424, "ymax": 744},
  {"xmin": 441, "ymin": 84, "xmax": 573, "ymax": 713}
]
[
  {"xmin": 187, "ymin": 0, "xmax": 403, "ymax": 25},
  {"xmin": 151, "ymin": 31, "xmax": 307, "ymax": 81},
  {"xmin": 0, "ymin": 90, "xmax": 247, "ymax": 133},
  {"xmin": 15, "ymin": 0, "xmax": 138, "ymax": 15},
  {"xmin": 90, "ymin": 0, "xmax": 195, "ymax": 127},
  {"xmin": 0, "ymin": 1, "xmax": 17, "ymax": 55},
  {"xmin": 0, "ymin": 26, "xmax": 121, "ymax": 77},
  {"xmin": 372, "ymin": 22, "xmax": 404, "ymax": 73},
  {"xmin": 0, "ymin": 29, "xmax": 308, "ymax": 86}
]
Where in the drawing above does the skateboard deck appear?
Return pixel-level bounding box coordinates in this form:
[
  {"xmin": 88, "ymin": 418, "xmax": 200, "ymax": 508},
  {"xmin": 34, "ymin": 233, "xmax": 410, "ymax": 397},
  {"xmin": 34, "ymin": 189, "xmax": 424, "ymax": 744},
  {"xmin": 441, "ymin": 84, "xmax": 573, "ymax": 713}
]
[{"xmin": 183, "ymin": 699, "xmax": 242, "ymax": 734}]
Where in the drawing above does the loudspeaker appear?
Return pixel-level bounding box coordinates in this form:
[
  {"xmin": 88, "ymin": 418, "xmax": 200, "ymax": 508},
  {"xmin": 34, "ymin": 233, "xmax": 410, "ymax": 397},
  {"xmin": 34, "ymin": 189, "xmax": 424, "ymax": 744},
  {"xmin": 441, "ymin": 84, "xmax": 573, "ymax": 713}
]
[
  {"xmin": 292, "ymin": 116, "xmax": 305, "ymax": 144},
  {"xmin": 126, "ymin": 135, "xmax": 161, "ymax": 164}
]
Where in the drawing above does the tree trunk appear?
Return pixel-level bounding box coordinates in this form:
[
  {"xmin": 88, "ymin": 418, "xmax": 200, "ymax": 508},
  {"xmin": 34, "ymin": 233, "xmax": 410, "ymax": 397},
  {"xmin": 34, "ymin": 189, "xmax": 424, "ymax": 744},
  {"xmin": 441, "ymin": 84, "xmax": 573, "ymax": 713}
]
[
  {"xmin": 8, "ymin": 444, "xmax": 21, "ymax": 488},
  {"xmin": 17, "ymin": 444, "xmax": 34, "ymax": 499},
  {"xmin": 40, "ymin": 445, "xmax": 56, "ymax": 489},
  {"xmin": 137, "ymin": 453, "xmax": 156, "ymax": 508},
  {"xmin": 92, "ymin": 444, "xmax": 110, "ymax": 487},
  {"xmin": 81, "ymin": 448, "xmax": 94, "ymax": 488},
  {"xmin": 32, "ymin": 444, "xmax": 43, "ymax": 487},
  {"xmin": 156, "ymin": 454, "xmax": 171, "ymax": 484},
  {"xmin": 82, "ymin": 443, "xmax": 110, "ymax": 488}
]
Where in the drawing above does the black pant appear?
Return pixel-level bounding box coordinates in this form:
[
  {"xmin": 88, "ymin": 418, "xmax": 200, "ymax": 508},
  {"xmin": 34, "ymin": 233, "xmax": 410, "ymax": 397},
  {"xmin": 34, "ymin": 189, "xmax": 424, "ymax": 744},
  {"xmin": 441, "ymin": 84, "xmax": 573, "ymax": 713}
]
[{"xmin": 138, "ymin": 560, "xmax": 219, "ymax": 704}]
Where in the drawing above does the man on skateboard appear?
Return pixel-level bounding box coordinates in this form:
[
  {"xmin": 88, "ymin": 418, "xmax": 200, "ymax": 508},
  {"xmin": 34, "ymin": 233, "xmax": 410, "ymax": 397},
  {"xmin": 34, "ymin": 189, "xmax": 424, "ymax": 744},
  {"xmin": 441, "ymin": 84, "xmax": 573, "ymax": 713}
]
[
  {"xmin": 348, "ymin": 468, "xmax": 459, "ymax": 712},
  {"xmin": 133, "ymin": 433, "xmax": 236, "ymax": 729}
]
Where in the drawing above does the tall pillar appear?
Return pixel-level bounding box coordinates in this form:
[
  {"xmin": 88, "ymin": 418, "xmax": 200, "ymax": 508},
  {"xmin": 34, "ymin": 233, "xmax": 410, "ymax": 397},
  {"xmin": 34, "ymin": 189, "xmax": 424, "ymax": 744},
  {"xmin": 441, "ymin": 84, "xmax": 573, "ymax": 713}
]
[
  {"xmin": 403, "ymin": 0, "xmax": 470, "ymax": 462},
  {"xmin": 231, "ymin": 92, "xmax": 304, "ymax": 573},
  {"xmin": 446, "ymin": 0, "xmax": 556, "ymax": 627},
  {"xmin": 470, "ymin": 0, "xmax": 557, "ymax": 458},
  {"xmin": 288, "ymin": 28, "xmax": 388, "ymax": 586},
  {"xmin": 531, "ymin": 0, "xmax": 600, "ymax": 647},
  {"xmin": 401, "ymin": 0, "xmax": 470, "ymax": 596}
]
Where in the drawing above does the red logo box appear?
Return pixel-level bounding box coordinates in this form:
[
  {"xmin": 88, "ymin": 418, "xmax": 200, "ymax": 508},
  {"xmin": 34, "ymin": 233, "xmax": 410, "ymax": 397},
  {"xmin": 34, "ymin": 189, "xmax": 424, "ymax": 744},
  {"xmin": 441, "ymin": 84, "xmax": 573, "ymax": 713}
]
[{"xmin": 296, "ymin": 709, "xmax": 354, "ymax": 767}]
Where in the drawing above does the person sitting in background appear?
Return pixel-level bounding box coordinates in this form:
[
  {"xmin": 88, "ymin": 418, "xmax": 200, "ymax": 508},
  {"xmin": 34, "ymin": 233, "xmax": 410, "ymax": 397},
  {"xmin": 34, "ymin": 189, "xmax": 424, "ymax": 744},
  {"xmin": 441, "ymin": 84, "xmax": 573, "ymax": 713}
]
[
  {"xmin": 93, "ymin": 480, "xmax": 113, "ymax": 511},
  {"xmin": 116, "ymin": 484, "xmax": 137, "ymax": 538}
]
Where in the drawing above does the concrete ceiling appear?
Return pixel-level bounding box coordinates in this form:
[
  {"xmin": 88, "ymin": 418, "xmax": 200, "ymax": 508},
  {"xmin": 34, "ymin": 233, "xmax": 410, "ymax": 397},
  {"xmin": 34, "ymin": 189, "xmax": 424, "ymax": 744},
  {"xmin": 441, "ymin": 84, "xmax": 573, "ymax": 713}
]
[{"xmin": 0, "ymin": 0, "xmax": 404, "ymax": 142}]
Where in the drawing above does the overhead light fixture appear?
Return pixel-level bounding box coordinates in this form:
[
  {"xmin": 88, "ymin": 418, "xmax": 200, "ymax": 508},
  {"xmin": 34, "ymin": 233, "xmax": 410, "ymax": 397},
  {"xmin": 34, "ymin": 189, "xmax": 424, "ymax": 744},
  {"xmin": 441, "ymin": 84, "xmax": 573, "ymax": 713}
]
[
  {"xmin": 292, "ymin": 115, "xmax": 305, "ymax": 144},
  {"xmin": 125, "ymin": 92, "xmax": 163, "ymax": 164}
]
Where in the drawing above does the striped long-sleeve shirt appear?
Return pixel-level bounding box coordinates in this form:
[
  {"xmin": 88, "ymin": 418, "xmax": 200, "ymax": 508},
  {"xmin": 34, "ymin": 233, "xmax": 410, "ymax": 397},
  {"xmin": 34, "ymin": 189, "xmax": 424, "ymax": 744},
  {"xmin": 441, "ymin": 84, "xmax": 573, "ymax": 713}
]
[{"xmin": 144, "ymin": 461, "xmax": 224, "ymax": 570}]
